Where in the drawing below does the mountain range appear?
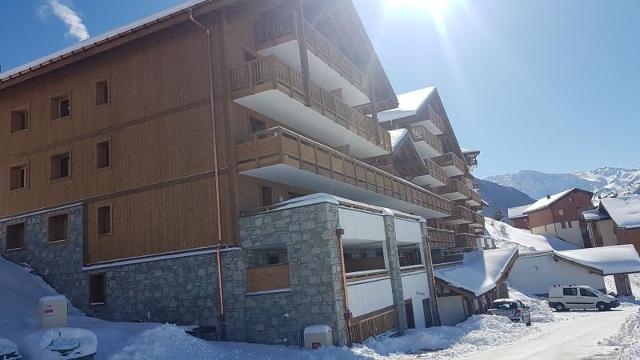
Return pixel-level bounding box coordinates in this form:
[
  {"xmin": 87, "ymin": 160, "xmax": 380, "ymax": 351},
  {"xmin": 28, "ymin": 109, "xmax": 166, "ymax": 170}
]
[
  {"xmin": 486, "ymin": 167, "xmax": 640, "ymax": 200},
  {"xmin": 477, "ymin": 179, "xmax": 535, "ymax": 219}
]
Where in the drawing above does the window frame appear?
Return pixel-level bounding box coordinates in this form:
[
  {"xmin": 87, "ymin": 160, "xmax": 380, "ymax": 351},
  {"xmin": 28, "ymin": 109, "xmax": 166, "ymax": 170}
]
[
  {"xmin": 50, "ymin": 93, "xmax": 72, "ymax": 121},
  {"xmin": 562, "ymin": 287, "xmax": 578, "ymax": 296},
  {"xmin": 97, "ymin": 204, "xmax": 112, "ymax": 236},
  {"xmin": 9, "ymin": 163, "xmax": 29, "ymax": 191},
  {"xmin": 50, "ymin": 151, "xmax": 72, "ymax": 182},
  {"xmin": 260, "ymin": 186, "xmax": 273, "ymax": 207},
  {"xmin": 95, "ymin": 78, "xmax": 110, "ymax": 107},
  {"xmin": 48, "ymin": 213, "xmax": 69, "ymax": 243},
  {"xmin": 248, "ymin": 117, "xmax": 266, "ymax": 135},
  {"xmin": 5, "ymin": 222, "xmax": 26, "ymax": 251},
  {"xmin": 89, "ymin": 273, "xmax": 107, "ymax": 306},
  {"xmin": 96, "ymin": 140, "xmax": 111, "ymax": 170},
  {"xmin": 10, "ymin": 104, "xmax": 30, "ymax": 134}
]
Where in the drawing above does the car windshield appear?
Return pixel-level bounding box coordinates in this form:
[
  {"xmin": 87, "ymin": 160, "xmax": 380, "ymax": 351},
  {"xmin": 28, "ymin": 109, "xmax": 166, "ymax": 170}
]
[{"xmin": 490, "ymin": 301, "xmax": 516, "ymax": 310}]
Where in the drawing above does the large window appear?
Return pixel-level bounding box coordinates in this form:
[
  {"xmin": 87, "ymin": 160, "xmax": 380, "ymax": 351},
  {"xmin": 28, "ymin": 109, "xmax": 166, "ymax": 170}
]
[
  {"xmin": 48, "ymin": 214, "xmax": 69, "ymax": 242},
  {"xmin": 9, "ymin": 165, "xmax": 28, "ymax": 190},
  {"xmin": 398, "ymin": 243, "xmax": 423, "ymax": 267},
  {"xmin": 89, "ymin": 274, "xmax": 106, "ymax": 305},
  {"xmin": 5, "ymin": 223, "xmax": 25, "ymax": 250},
  {"xmin": 10, "ymin": 109, "xmax": 28, "ymax": 132},
  {"xmin": 51, "ymin": 152, "xmax": 71, "ymax": 180}
]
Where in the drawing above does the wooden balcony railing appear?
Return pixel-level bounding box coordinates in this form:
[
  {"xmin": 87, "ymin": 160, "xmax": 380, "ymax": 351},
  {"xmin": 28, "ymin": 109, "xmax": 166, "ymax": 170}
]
[
  {"xmin": 255, "ymin": 8, "xmax": 369, "ymax": 96},
  {"xmin": 434, "ymin": 153, "xmax": 467, "ymax": 174},
  {"xmin": 427, "ymin": 227, "xmax": 456, "ymax": 249},
  {"xmin": 410, "ymin": 125, "xmax": 443, "ymax": 154},
  {"xmin": 236, "ymin": 127, "xmax": 452, "ymax": 215},
  {"xmin": 475, "ymin": 212, "xmax": 485, "ymax": 227},
  {"xmin": 468, "ymin": 188, "xmax": 482, "ymax": 205},
  {"xmin": 423, "ymin": 104, "xmax": 446, "ymax": 134},
  {"xmin": 424, "ymin": 158, "xmax": 449, "ymax": 185},
  {"xmin": 230, "ymin": 56, "xmax": 391, "ymax": 153},
  {"xmin": 394, "ymin": 156, "xmax": 448, "ymax": 187},
  {"xmin": 246, "ymin": 264, "xmax": 290, "ymax": 293},
  {"xmin": 437, "ymin": 179, "xmax": 472, "ymax": 199},
  {"xmin": 348, "ymin": 306, "xmax": 397, "ymax": 344},
  {"xmin": 455, "ymin": 233, "xmax": 477, "ymax": 249},
  {"xmin": 449, "ymin": 205, "xmax": 475, "ymax": 224}
]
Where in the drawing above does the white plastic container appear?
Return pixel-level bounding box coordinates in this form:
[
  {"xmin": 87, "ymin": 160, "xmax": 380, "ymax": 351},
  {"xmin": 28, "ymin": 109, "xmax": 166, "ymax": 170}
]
[
  {"xmin": 303, "ymin": 324, "xmax": 332, "ymax": 349},
  {"xmin": 38, "ymin": 295, "xmax": 68, "ymax": 329}
]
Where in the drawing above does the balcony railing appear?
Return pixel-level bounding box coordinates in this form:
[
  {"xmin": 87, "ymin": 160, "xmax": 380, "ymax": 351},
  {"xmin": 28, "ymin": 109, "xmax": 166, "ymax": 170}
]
[
  {"xmin": 428, "ymin": 227, "xmax": 456, "ymax": 249},
  {"xmin": 394, "ymin": 156, "xmax": 448, "ymax": 187},
  {"xmin": 468, "ymin": 188, "xmax": 482, "ymax": 205},
  {"xmin": 410, "ymin": 125, "xmax": 443, "ymax": 155},
  {"xmin": 236, "ymin": 127, "xmax": 452, "ymax": 216},
  {"xmin": 230, "ymin": 56, "xmax": 391, "ymax": 154},
  {"xmin": 475, "ymin": 212, "xmax": 485, "ymax": 228},
  {"xmin": 423, "ymin": 104, "xmax": 446, "ymax": 135},
  {"xmin": 437, "ymin": 179, "xmax": 472, "ymax": 199},
  {"xmin": 434, "ymin": 153, "xmax": 467, "ymax": 176},
  {"xmin": 455, "ymin": 233, "xmax": 477, "ymax": 249},
  {"xmin": 446, "ymin": 205, "xmax": 474, "ymax": 224},
  {"xmin": 255, "ymin": 8, "xmax": 369, "ymax": 96}
]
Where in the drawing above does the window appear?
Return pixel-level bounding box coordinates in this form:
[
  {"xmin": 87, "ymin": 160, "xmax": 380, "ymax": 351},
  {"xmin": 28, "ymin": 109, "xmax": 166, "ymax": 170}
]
[
  {"xmin": 489, "ymin": 301, "xmax": 516, "ymax": 310},
  {"xmin": 244, "ymin": 50, "xmax": 257, "ymax": 62},
  {"xmin": 287, "ymin": 191, "xmax": 304, "ymax": 200},
  {"xmin": 5, "ymin": 223, "xmax": 25, "ymax": 250},
  {"xmin": 563, "ymin": 287, "xmax": 578, "ymax": 296},
  {"xmin": 558, "ymin": 209, "xmax": 564, "ymax": 216},
  {"xmin": 97, "ymin": 206, "xmax": 111, "ymax": 235},
  {"xmin": 51, "ymin": 96, "xmax": 70, "ymax": 119},
  {"xmin": 50, "ymin": 152, "xmax": 71, "ymax": 180},
  {"xmin": 48, "ymin": 214, "xmax": 69, "ymax": 242},
  {"xmin": 580, "ymin": 288, "xmax": 597, "ymax": 297},
  {"xmin": 96, "ymin": 141, "xmax": 110, "ymax": 169},
  {"xmin": 10, "ymin": 109, "xmax": 28, "ymax": 132},
  {"xmin": 249, "ymin": 117, "xmax": 266, "ymax": 135},
  {"xmin": 96, "ymin": 80, "xmax": 109, "ymax": 106},
  {"xmin": 260, "ymin": 186, "xmax": 272, "ymax": 207},
  {"xmin": 267, "ymin": 254, "xmax": 281, "ymax": 265},
  {"xmin": 561, "ymin": 222, "xmax": 566, "ymax": 229},
  {"xmin": 89, "ymin": 273, "xmax": 106, "ymax": 305},
  {"xmin": 9, "ymin": 165, "xmax": 27, "ymax": 190},
  {"xmin": 568, "ymin": 221, "xmax": 573, "ymax": 228}
]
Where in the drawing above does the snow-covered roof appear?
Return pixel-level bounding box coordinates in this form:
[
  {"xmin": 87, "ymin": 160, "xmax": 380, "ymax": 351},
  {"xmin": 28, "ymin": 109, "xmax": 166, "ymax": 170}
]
[
  {"xmin": 507, "ymin": 205, "xmax": 531, "ymax": 219},
  {"xmin": 485, "ymin": 219, "xmax": 578, "ymax": 253},
  {"xmin": 434, "ymin": 247, "xmax": 518, "ymax": 296},
  {"xmin": 388, "ymin": 128, "xmax": 409, "ymax": 151},
  {"xmin": 601, "ymin": 195, "xmax": 640, "ymax": 229},
  {"xmin": 0, "ymin": 0, "xmax": 213, "ymax": 82},
  {"xmin": 582, "ymin": 208, "xmax": 610, "ymax": 222},
  {"xmin": 377, "ymin": 87, "xmax": 436, "ymax": 123},
  {"xmin": 524, "ymin": 189, "xmax": 577, "ymax": 214},
  {"xmin": 554, "ymin": 245, "xmax": 640, "ymax": 275}
]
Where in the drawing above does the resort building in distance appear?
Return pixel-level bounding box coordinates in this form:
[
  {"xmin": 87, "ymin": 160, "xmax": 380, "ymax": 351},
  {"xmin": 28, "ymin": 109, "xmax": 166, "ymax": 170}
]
[{"xmin": 0, "ymin": 0, "xmax": 488, "ymax": 346}]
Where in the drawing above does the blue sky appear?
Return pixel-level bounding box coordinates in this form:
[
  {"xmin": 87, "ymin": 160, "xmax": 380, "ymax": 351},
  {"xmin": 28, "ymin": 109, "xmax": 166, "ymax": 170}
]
[{"xmin": 1, "ymin": 0, "xmax": 638, "ymax": 178}]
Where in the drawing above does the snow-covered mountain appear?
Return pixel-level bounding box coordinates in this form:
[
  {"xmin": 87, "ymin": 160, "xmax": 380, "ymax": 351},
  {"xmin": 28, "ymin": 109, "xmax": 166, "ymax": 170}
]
[{"xmin": 486, "ymin": 167, "xmax": 640, "ymax": 199}]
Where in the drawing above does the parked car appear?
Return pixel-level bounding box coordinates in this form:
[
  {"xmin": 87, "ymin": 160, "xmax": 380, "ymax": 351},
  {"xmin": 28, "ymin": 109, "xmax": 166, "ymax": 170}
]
[
  {"xmin": 548, "ymin": 285, "xmax": 619, "ymax": 311},
  {"xmin": 0, "ymin": 338, "xmax": 21, "ymax": 360},
  {"xmin": 488, "ymin": 298, "xmax": 532, "ymax": 326}
]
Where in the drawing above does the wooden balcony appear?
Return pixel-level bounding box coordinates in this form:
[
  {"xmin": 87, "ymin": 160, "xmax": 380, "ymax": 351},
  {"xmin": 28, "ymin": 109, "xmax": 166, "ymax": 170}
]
[
  {"xmin": 246, "ymin": 264, "xmax": 290, "ymax": 293},
  {"xmin": 455, "ymin": 233, "xmax": 477, "ymax": 249},
  {"xmin": 255, "ymin": 8, "xmax": 370, "ymax": 106},
  {"xmin": 230, "ymin": 56, "xmax": 391, "ymax": 158},
  {"xmin": 417, "ymin": 104, "xmax": 446, "ymax": 136},
  {"xmin": 466, "ymin": 188, "xmax": 482, "ymax": 207},
  {"xmin": 395, "ymin": 157, "xmax": 447, "ymax": 187},
  {"xmin": 445, "ymin": 205, "xmax": 474, "ymax": 225},
  {"xmin": 236, "ymin": 127, "xmax": 452, "ymax": 218},
  {"xmin": 409, "ymin": 125, "xmax": 443, "ymax": 158},
  {"xmin": 433, "ymin": 153, "xmax": 467, "ymax": 177},
  {"xmin": 428, "ymin": 227, "xmax": 456, "ymax": 249},
  {"xmin": 436, "ymin": 179, "xmax": 471, "ymax": 201}
]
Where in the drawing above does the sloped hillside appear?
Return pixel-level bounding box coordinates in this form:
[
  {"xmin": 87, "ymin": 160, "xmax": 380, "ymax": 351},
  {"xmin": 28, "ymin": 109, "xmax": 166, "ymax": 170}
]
[{"xmin": 477, "ymin": 179, "xmax": 534, "ymax": 220}]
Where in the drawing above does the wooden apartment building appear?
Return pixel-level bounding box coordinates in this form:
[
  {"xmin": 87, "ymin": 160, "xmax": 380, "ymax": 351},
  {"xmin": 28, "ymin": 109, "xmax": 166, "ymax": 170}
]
[{"xmin": 0, "ymin": 0, "xmax": 484, "ymax": 345}]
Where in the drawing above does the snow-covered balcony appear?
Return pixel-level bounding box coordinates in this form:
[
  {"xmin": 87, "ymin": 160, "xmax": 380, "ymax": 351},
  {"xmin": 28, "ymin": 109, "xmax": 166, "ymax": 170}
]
[
  {"xmin": 230, "ymin": 56, "xmax": 390, "ymax": 158},
  {"xmin": 436, "ymin": 179, "xmax": 472, "ymax": 201},
  {"xmin": 433, "ymin": 153, "xmax": 467, "ymax": 177},
  {"xmin": 254, "ymin": 8, "xmax": 370, "ymax": 107},
  {"xmin": 235, "ymin": 127, "xmax": 452, "ymax": 218},
  {"xmin": 445, "ymin": 206, "xmax": 475, "ymax": 225},
  {"xmin": 409, "ymin": 125, "xmax": 443, "ymax": 158}
]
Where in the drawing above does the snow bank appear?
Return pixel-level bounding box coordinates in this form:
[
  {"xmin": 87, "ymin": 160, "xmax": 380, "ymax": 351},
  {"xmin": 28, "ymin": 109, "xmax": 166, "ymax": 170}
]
[
  {"xmin": 508, "ymin": 288, "xmax": 555, "ymax": 323},
  {"xmin": 602, "ymin": 309, "xmax": 640, "ymax": 360}
]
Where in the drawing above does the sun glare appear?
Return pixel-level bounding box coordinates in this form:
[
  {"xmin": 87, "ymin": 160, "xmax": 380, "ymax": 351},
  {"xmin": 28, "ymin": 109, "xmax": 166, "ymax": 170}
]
[{"xmin": 385, "ymin": 0, "xmax": 457, "ymax": 35}]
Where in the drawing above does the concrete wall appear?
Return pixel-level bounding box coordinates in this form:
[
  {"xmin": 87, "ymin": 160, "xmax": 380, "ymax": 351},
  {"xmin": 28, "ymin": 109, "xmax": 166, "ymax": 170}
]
[
  {"xmin": 509, "ymin": 252, "xmax": 605, "ymax": 296},
  {"xmin": 401, "ymin": 270, "xmax": 430, "ymax": 328}
]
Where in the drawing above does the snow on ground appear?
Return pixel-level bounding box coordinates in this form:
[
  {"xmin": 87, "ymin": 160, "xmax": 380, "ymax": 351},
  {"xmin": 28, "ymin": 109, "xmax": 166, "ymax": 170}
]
[
  {"xmin": 601, "ymin": 309, "xmax": 640, "ymax": 360},
  {"xmin": 485, "ymin": 219, "xmax": 577, "ymax": 252}
]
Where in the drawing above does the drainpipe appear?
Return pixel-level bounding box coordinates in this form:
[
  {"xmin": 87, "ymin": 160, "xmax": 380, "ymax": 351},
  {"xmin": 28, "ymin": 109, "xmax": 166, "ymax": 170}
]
[
  {"xmin": 189, "ymin": 9, "xmax": 226, "ymax": 340},
  {"xmin": 336, "ymin": 228, "xmax": 353, "ymax": 347}
]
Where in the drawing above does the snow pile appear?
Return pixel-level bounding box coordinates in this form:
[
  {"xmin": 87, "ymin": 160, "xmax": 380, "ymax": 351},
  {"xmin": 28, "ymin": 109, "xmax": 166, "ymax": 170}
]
[
  {"xmin": 602, "ymin": 309, "xmax": 640, "ymax": 360},
  {"xmin": 485, "ymin": 219, "xmax": 578, "ymax": 252},
  {"xmin": 0, "ymin": 338, "xmax": 18, "ymax": 357},
  {"xmin": 555, "ymin": 245, "xmax": 640, "ymax": 275}
]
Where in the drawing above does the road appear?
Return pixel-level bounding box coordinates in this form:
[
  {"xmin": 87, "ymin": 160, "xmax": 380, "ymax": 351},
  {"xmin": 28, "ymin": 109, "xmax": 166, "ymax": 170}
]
[{"xmin": 463, "ymin": 307, "xmax": 635, "ymax": 360}]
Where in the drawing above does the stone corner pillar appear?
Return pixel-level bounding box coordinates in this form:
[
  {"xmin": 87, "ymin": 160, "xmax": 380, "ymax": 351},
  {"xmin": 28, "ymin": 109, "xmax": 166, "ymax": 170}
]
[
  {"xmin": 382, "ymin": 213, "xmax": 408, "ymax": 335},
  {"xmin": 420, "ymin": 221, "xmax": 441, "ymax": 327}
]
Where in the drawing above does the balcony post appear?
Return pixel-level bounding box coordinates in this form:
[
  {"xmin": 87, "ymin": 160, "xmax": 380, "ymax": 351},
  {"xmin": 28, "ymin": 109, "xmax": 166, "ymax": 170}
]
[
  {"xmin": 420, "ymin": 221, "xmax": 441, "ymax": 327},
  {"xmin": 294, "ymin": 1, "xmax": 311, "ymax": 106},
  {"xmin": 382, "ymin": 214, "xmax": 408, "ymax": 335}
]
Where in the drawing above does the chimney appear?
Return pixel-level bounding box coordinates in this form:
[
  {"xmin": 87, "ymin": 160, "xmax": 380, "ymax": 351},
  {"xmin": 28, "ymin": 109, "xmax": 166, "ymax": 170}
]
[{"xmin": 546, "ymin": 195, "xmax": 551, "ymax": 199}]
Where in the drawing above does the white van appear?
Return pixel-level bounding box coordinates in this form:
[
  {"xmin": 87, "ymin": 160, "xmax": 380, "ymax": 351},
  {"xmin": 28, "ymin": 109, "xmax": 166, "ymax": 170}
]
[{"xmin": 548, "ymin": 285, "xmax": 619, "ymax": 311}]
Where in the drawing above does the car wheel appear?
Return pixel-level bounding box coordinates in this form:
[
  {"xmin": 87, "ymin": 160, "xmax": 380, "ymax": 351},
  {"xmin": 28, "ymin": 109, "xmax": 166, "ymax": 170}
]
[
  {"xmin": 596, "ymin": 302, "xmax": 607, "ymax": 311},
  {"xmin": 555, "ymin": 303, "xmax": 565, "ymax": 312}
]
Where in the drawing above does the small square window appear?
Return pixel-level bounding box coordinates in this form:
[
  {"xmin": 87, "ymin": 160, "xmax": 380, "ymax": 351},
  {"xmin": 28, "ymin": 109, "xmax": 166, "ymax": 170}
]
[
  {"xmin": 48, "ymin": 214, "xmax": 68, "ymax": 242},
  {"xmin": 249, "ymin": 117, "xmax": 266, "ymax": 135},
  {"xmin": 261, "ymin": 186, "xmax": 272, "ymax": 207},
  {"xmin": 89, "ymin": 273, "xmax": 106, "ymax": 305},
  {"xmin": 97, "ymin": 206, "xmax": 111, "ymax": 235},
  {"xmin": 5, "ymin": 223, "xmax": 25, "ymax": 250},
  {"xmin": 9, "ymin": 165, "xmax": 27, "ymax": 190},
  {"xmin": 51, "ymin": 152, "xmax": 71, "ymax": 180},
  {"xmin": 96, "ymin": 141, "xmax": 110, "ymax": 169},
  {"xmin": 10, "ymin": 110, "xmax": 28, "ymax": 132},
  {"xmin": 558, "ymin": 209, "xmax": 564, "ymax": 216},
  {"xmin": 51, "ymin": 96, "xmax": 70, "ymax": 119},
  {"xmin": 96, "ymin": 80, "xmax": 109, "ymax": 106}
]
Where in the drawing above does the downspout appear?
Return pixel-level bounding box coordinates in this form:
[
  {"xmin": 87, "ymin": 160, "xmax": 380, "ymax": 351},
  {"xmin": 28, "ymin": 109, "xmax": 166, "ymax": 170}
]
[
  {"xmin": 189, "ymin": 9, "xmax": 226, "ymax": 340},
  {"xmin": 336, "ymin": 228, "xmax": 353, "ymax": 346}
]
